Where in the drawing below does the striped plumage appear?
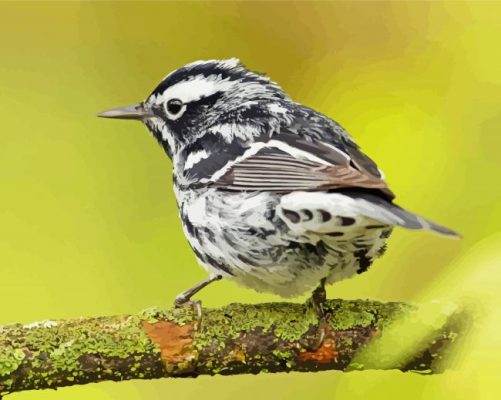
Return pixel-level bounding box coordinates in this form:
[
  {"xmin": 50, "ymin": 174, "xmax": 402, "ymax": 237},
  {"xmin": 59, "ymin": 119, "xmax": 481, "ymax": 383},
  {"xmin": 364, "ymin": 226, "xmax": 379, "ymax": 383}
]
[{"xmin": 98, "ymin": 58, "xmax": 458, "ymax": 304}]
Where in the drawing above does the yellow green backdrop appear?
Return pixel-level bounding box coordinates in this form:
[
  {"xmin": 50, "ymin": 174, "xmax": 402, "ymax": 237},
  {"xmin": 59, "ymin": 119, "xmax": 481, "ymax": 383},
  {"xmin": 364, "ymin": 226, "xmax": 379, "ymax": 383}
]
[{"xmin": 1, "ymin": 1, "xmax": 500, "ymax": 399}]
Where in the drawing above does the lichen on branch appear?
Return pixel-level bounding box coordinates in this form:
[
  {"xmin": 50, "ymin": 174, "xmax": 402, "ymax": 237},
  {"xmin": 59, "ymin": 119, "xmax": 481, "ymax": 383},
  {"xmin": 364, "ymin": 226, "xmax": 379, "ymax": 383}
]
[{"xmin": 0, "ymin": 299, "xmax": 467, "ymax": 397}]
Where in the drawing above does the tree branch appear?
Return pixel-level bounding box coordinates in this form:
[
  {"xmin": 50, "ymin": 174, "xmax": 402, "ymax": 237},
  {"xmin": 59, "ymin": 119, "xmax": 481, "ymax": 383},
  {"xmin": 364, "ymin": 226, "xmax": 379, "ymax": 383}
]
[{"xmin": 0, "ymin": 299, "xmax": 467, "ymax": 397}]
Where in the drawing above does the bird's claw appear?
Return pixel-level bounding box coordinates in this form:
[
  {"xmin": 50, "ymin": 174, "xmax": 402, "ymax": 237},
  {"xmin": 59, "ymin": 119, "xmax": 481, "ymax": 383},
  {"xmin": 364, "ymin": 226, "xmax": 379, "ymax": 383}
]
[
  {"xmin": 301, "ymin": 278, "xmax": 331, "ymax": 351},
  {"xmin": 174, "ymin": 298, "xmax": 203, "ymax": 328},
  {"xmin": 300, "ymin": 312, "xmax": 331, "ymax": 351}
]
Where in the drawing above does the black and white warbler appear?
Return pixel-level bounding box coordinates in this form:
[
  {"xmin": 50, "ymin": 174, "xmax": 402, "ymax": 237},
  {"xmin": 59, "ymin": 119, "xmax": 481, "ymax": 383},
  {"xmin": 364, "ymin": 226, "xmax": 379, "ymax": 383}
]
[{"xmin": 98, "ymin": 58, "xmax": 458, "ymax": 319}]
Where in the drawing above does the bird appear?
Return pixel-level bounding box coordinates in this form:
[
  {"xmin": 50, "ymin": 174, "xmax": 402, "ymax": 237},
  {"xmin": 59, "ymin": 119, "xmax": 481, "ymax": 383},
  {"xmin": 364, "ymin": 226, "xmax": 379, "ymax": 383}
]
[{"xmin": 98, "ymin": 58, "xmax": 459, "ymax": 327}]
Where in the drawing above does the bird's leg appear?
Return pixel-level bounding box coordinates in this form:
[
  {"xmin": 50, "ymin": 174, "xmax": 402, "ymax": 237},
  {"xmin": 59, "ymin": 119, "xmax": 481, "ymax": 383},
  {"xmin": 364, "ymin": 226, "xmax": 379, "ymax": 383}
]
[
  {"xmin": 174, "ymin": 273, "xmax": 222, "ymax": 327},
  {"xmin": 303, "ymin": 277, "xmax": 331, "ymax": 350}
]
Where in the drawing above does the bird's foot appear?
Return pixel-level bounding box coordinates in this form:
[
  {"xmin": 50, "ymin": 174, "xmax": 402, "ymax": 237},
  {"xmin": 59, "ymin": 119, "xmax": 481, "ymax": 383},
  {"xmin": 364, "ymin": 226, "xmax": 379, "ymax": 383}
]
[
  {"xmin": 301, "ymin": 311, "xmax": 332, "ymax": 351},
  {"xmin": 174, "ymin": 296, "xmax": 203, "ymax": 329},
  {"xmin": 301, "ymin": 278, "xmax": 331, "ymax": 351},
  {"xmin": 172, "ymin": 274, "xmax": 222, "ymax": 329}
]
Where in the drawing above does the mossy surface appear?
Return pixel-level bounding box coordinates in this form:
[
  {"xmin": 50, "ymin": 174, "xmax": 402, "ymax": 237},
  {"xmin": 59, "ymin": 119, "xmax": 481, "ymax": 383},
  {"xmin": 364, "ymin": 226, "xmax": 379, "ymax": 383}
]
[
  {"xmin": 326, "ymin": 299, "xmax": 415, "ymax": 331},
  {"xmin": 196, "ymin": 302, "xmax": 318, "ymax": 346},
  {"xmin": 192, "ymin": 298, "xmax": 412, "ymax": 349},
  {"xmin": 0, "ymin": 315, "xmax": 161, "ymax": 394},
  {"xmin": 189, "ymin": 299, "xmax": 416, "ymax": 375},
  {"xmin": 0, "ymin": 299, "xmax": 462, "ymax": 396},
  {"xmin": 139, "ymin": 306, "xmax": 196, "ymax": 326}
]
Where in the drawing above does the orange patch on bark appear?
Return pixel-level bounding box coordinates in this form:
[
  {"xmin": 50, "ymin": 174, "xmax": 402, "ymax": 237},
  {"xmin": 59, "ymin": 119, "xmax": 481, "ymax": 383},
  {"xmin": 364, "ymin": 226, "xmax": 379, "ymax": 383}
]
[
  {"xmin": 229, "ymin": 349, "xmax": 246, "ymax": 363},
  {"xmin": 299, "ymin": 338, "xmax": 338, "ymax": 364},
  {"xmin": 142, "ymin": 320, "xmax": 195, "ymax": 365}
]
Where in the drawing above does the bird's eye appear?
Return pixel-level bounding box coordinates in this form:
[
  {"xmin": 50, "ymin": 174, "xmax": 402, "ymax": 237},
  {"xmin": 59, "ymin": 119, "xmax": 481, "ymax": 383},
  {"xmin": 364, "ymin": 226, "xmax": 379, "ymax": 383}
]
[{"xmin": 166, "ymin": 99, "xmax": 183, "ymax": 116}]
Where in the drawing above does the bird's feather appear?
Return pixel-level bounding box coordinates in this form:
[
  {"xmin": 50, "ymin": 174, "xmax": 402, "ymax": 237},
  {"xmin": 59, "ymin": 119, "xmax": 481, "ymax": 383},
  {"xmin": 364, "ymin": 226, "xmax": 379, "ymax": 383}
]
[{"xmin": 210, "ymin": 133, "xmax": 394, "ymax": 199}]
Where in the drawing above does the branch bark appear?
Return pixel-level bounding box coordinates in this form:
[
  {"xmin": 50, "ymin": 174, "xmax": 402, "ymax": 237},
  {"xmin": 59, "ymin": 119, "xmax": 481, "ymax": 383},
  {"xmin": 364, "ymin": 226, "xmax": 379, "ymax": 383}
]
[{"xmin": 0, "ymin": 299, "xmax": 467, "ymax": 397}]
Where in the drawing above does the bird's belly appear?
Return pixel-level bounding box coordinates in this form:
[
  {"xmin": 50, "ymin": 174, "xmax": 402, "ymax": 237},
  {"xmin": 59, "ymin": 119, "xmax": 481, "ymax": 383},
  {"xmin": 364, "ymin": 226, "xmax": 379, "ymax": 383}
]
[{"xmin": 175, "ymin": 188, "xmax": 391, "ymax": 297}]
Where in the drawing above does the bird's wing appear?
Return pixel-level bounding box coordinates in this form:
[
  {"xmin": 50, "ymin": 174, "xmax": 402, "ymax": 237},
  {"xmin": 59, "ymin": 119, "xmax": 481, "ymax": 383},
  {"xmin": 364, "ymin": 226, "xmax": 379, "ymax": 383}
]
[{"xmin": 209, "ymin": 132, "xmax": 395, "ymax": 199}]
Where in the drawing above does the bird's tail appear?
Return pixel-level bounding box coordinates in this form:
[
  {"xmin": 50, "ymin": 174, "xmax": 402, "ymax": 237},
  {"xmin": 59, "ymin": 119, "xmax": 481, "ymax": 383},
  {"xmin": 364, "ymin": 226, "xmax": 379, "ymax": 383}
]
[{"xmin": 351, "ymin": 192, "xmax": 460, "ymax": 238}]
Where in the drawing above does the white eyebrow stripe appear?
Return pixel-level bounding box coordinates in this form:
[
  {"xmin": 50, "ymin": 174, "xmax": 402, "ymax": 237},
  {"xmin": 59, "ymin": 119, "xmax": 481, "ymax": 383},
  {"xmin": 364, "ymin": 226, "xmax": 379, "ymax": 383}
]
[{"xmin": 153, "ymin": 74, "xmax": 237, "ymax": 105}]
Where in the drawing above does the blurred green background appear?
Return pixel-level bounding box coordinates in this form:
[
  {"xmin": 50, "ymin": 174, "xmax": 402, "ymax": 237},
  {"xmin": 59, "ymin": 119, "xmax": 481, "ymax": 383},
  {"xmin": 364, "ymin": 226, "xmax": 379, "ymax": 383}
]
[{"xmin": 1, "ymin": 1, "xmax": 500, "ymax": 399}]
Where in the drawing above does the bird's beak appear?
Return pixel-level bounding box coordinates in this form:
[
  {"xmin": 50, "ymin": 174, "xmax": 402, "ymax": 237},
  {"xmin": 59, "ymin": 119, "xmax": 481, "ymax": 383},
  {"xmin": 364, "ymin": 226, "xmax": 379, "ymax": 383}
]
[{"xmin": 97, "ymin": 103, "xmax": 155, "ymax": 120}]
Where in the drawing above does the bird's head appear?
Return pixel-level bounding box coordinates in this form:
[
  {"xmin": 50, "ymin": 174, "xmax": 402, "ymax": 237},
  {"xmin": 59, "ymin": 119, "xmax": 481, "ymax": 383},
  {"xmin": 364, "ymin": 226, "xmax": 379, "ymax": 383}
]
[{"xmin": 98, "ymin": 59, "xmax": 290, "ymax": 159}]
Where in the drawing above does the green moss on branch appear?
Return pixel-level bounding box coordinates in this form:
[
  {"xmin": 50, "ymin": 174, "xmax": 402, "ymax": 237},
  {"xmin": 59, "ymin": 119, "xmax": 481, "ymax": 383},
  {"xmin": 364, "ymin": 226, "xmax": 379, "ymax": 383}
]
[{"xmin": 0, "ymin": 299, "xmax": 467, "ymax": 397}]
